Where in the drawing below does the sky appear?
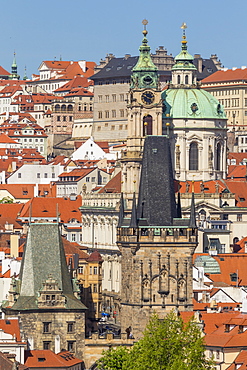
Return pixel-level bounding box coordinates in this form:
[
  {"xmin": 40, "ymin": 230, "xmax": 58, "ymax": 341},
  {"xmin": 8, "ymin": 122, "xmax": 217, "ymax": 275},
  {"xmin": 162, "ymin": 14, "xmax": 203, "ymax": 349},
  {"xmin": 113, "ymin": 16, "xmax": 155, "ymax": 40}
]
[{"xmin": 1, "ymin": 0, "xmax": 247, "ymax": 79}]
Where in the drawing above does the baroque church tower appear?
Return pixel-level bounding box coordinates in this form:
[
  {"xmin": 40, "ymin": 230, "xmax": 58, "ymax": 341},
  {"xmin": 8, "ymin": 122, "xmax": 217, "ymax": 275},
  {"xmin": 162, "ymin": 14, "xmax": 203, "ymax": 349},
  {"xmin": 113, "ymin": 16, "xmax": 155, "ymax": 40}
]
[
  {"xmin": 162, "ymin": 24, "xmax": 228, "ymax": 181},
  {"xmin": 118, "ymin": 135, "xmax": 198, "ymax": 339},
  {"xmin": 121, "ymin": 20, "xmax": 163, "ymax": 205}
]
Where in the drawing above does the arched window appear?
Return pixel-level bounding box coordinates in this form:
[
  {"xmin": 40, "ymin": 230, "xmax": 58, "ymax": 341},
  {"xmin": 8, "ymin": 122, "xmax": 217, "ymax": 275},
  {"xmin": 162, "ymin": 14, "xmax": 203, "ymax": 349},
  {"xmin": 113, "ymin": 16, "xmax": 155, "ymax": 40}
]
[
  {"xmin": 216, "ymin": 143, "xmax": 221, "ymax": 170},
  {"xmin": 143, "ymin": 115, "xmax": 153, "ymax": 136},
  {"xmin": 61, "ymin": 104, "xmax": 66, "ymax": 111},
  {"xmin": 185, "ymin": 75, "xmax": 189, "ymax": 84},
  {"xmin": 189, "ymin": 142, "xmax": 198, "ymax": 170},
  {"xmin": 177, "ymin": 75, "xmax": 181, "ymax": 84},
  {"xmin": 55, "ymin": 104, "xmax": 60, "ymax": 112}
]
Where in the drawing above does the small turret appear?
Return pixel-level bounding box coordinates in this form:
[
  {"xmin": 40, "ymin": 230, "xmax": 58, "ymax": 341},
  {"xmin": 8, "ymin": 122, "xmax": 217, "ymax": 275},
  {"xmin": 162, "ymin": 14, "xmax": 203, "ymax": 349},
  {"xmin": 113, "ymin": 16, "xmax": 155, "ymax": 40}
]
[{"xmin": 9, "ymin": 52, "xmax": 20, "ymax": 80}]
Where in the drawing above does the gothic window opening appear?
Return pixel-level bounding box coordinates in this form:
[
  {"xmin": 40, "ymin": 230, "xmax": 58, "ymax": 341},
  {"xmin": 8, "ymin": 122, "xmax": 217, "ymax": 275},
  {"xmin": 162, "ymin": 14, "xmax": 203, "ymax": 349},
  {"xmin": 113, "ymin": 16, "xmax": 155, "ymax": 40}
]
[
  {"xmin": 143, "ymin": 115, "xmax": 153, "ymax": 136},
  {"xmin": 189, "ymin": 142, "xmax": 198, "ymax": 170},
  {"xmin": 216, "ymin": 143, "xmax": 221, "ymax": 171}
]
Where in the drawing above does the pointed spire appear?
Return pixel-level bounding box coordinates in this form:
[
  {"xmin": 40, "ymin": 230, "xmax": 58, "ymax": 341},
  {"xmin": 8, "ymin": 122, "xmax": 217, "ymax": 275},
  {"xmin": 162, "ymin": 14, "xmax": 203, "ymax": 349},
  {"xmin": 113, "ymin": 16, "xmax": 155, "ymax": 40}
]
[
  {"xmin": 130, "ymin": 192, "xmax": 138, "ymax": 228},
  {"xmin": 23, "ymin": 66, "xmax": 28, "ymax": 80},
  {"xmin": 189, "ymin": 192, "xmax": 196, "ymax": 228},
  {"xmin": 172, "ymin": 23, "xmax": 196, "ymax": 72},
  {"xmin": 9, "ymin": 52, "xmax": 19, "ymax": 80},
  {"xmin": 177, "ymin": 190, "xmax": 182, "ymax": 218},
  {"xmin": 117, "ymin": 193, "xmax": 125, "ymax": 227},
  {"xmin": 131, "ymin": 20, "xmax": 158, "ymax": 90}
]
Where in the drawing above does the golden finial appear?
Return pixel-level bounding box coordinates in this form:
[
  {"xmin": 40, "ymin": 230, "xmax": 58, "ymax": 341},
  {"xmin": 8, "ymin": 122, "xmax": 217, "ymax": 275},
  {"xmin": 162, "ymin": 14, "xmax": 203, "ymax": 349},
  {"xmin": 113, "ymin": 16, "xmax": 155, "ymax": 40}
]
[
  {"xmin": 181, "ymin": 22, "xmax": 187, "ymax": 40},
  {"xmin": 142, "ymin": 19, "xmax": 148, "ymax": 36}
]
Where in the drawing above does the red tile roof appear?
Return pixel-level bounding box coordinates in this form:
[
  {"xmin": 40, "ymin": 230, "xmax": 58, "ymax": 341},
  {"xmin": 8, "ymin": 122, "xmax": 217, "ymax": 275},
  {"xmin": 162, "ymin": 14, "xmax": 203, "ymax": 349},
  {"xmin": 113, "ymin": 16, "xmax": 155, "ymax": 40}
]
[
  {"xmin": 202, "ymin": 68, "xmax": 247, "ymax": 84},
  {"xmin": 0, "ymin": 318, "xmax": 22, "ymax": 341},
  {"xmin": 87, "ymin": 250, "xmax": 103, "ymax": 262},
  {"xmin": 228, "ymin": 152, "xmax": 247, "ymax": 165},
  {"xmin": 0, "ymin": 184, "xmax": 35, "ymax": 199},
  {"xmin": 0, "ymin": 133, "xmax": 18, "ymax": 144},
  {"xmin": 25, "ymin": 350, "xmax": 82, "ymax": 368},
  {"xmin": 19, "ymin": 196, "xmax": 82, "ymax": 223},
  {"xmin": 98, "ymin": 171, "xmax": 121, "ymax": 193}
]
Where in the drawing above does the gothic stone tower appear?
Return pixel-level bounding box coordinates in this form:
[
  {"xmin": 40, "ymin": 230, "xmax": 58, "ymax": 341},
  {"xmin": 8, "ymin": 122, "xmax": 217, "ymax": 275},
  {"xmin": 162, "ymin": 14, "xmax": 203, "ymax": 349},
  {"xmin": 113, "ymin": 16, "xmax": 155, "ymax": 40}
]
[
  {"xmin": 117, "ymin": 136, "xmax": 198, "ymax": 339},
  {"xmin": 3, "ymin": 222, "xmax": 86, "ymax": 359},
  {"xmin": 121, "ymin": 20, "xmax": 163, "ymax": 206}
]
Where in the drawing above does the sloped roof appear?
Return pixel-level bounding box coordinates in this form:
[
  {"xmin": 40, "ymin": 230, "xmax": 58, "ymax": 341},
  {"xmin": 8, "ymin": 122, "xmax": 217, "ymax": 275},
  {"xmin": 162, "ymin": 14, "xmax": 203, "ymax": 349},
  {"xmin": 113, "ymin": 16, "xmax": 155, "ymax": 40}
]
[
  {"xmin": 0, "ymin": 318, "xmax": 22, "ymax": 341},
  {"xmin": 0, "ymin": 352, "xmax": 28, "ymax": 370},
  {"xmin": 0, "ymin": 184, "xmax": 35, "ymax": 199},
  {"xmin": 87, "ymin": 250, "xmax": 103, "ymax": 262},
  {"xmin": 25, "ymin": 349, "xmax": 82, "ymax": 368},
  {"xmin": 55, "ymin": 76, "xmax": 92, "ymax": 92},
  {"xmin": 205, "ymin": 254, "xmax": 247, "ymax": 286},
  {"xmin": 19, "ymin": 196, "xmax": 82, "ymax": 223},
  {"xmin": 227, "ymin": 165, "xmax": 246, "ymax": 179},
  {"xmin": 179, "ymin": 180, "xmax": 226, "ymax": 194},
  {"xmin": 0, "ymin": 66, "xmax": 10, "ymax": 76},
  {"xmin": 228, "ymin": 152, "xmax": 247, "ymax": 165},
  {"xmin": 62, "ymin": 237, "xmax": 89, "ymax": 259},
  {"xmin": 202, "ymin": 67, "xmax": 247, "ymax": 84},
  {"xmin": 0, "ymin": 133, "xmax": 18, "ymax": 144},
  {"xmin": 11, "ymin": 222, "xmax": 86, "ymax": 311},
  {"xmin": 98, "ymin": 171, "xmax": 121, "ymax": 193}
]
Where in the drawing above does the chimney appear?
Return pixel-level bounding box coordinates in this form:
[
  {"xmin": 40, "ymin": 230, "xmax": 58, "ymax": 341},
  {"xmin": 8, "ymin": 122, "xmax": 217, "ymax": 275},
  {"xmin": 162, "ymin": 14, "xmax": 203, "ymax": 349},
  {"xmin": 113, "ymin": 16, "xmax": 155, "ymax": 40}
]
[
  {"xmin": 10, "ymin": 234, "xmax": 19, "ymax": 258},
  {"xmin": 194, "ymin": 54, "xmax": 202, "ymax": 73}
]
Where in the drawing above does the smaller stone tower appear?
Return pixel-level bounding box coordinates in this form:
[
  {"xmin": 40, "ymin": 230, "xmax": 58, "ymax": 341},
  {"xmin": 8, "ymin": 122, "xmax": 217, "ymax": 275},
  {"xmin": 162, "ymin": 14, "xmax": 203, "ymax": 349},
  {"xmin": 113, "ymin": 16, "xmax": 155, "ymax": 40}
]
[
  {"xmin": 118, "ymin": 135, "xmax": 198, "ymax": 339},
  {"xmin": 3, "ymin": 222, "xmax": 86, "ymax": 359}
]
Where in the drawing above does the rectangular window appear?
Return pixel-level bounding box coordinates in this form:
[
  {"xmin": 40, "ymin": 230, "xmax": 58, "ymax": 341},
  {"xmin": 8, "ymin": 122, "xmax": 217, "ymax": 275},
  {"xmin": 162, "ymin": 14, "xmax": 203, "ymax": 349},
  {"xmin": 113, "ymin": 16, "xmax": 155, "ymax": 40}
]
[
  {"xmin": 63, "ymin": 116, "xmax": 66, "ymax": 121},
  {"xmin": 105, "ymin": 95, "xmax": 109, "ymax": 102},
  {"xmin": 43, "ymin": 322, "xmax": 51, "ymax": 333},
  {"xmin": 71, "ymin": 233, "xmax": 76, "ymax": 241},
  {"xmin": 67, "ymin": 341, "xmax": 75, "ymax": 352},
  {"xmin": 67, "ymin": 322, "xmax": 74, "ymax": 333},
  {"xmin": 120, "ymin": 109, "xmax": 124, "ymax": 117},
  {"xmin": 98, "ymin": 111, "xmax": 102, "ymax": 119},
  {"xmin": 52, "ymin": 173, "xmax": 55, "ymax": 178},
  {"xmin": 90, "ymin": 266, "xmax": 92, "ymax": 275},
  {"xmin": 37, "ymin": 173, "xmax": 40, "ymax": 178},
  {"xmin": 105, "ymin": 111, "xmax": 109, "ymax": 118},
  {"xmin": 237, "ymin": 214, "xmax": 242, "ymax": 222},
  {"xmin": 43, "ymin": 341, "xmax": 51, "ymax": 350},
  {"xmin": 98, "ymin": 95, "xmax": 102, "ymax": 103},
  {"xmin": 111, "ymin": 125, "xmax": 115, "ymax": 130},
  {"xmin": 120, "ymin": 94, "xmax": 124, "ymax": 101},
  {"xmin": 18, "ymin": 173, "xmax": 21, "ymax": 178},
  {"xmin": 91, "ymin": 177, "xmax": 96, "ymax": 182},
  {"xmin": 112, "ymin": 94, "xmax": 116, "ymax": 102},
  {"xmin": 44, "ymin": 173, "xmax": 48, "ymax": 178},
  {"xmin": 93, "ymin": 284, "xmax": 97, "ymax": 293},
  {"xmin": 69, "ymin": 116, "xmax": 73, "ymax": 122},
  {"xmin": 86, "ymin": 177, "xmax": 90, "ymax": 182},
  {"xmin": 94, "ymin": 266, "xmax": 97, "ymax": 274},
  {"xmin": 112, "ymin": 110, "xmax": 116, "ymax": 118},
  {"xmin": 78, "ymin": 266, "xmax": 83, "ymax": 274},
  {"xmin": 57, "ymin": 116, "xmax": 60, "ymax": 121}
]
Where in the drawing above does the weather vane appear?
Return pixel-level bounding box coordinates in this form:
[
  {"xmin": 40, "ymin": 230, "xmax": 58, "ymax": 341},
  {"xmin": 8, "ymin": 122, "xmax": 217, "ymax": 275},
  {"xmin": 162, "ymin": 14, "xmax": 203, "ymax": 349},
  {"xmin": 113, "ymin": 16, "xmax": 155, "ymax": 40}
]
[{"xmin": 181, "ymin": 22, "xmax": 187, "ymax": 38}]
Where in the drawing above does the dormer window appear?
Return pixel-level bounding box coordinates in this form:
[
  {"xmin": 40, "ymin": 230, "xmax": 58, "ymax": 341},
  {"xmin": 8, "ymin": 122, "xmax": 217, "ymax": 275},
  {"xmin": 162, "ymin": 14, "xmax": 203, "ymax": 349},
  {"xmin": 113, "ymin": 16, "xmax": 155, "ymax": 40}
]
[{"xmin": 225, "ymin": 324, "xmax": 230, "ymax": 332}]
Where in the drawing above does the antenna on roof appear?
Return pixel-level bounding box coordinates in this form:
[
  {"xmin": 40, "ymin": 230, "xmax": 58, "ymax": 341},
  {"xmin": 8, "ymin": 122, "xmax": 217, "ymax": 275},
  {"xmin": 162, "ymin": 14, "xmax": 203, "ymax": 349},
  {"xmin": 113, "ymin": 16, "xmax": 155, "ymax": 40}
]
[{"xmin": 60, "ymin": 55, "xmax": 62, "ymax": 61}]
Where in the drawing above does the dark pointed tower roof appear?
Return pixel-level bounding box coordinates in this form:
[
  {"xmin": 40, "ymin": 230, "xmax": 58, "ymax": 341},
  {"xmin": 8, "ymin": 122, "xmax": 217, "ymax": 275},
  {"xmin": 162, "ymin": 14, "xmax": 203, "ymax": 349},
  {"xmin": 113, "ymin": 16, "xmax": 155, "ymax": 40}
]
[
  {"xmin": 137, "ymin": 136, "xmax": 177, "ymax": 226},
  {"xmin": 177, "ymin": 190, "xmax": 182, "ymax": 218},
  {"xmin": 117, "ymin": 192, "xmax": 125, "ymax": 227},
  {"xmin": 11, "ymin": 222, "xmax": 86, "ymax": 310},
  {"xmin": 130, "ymin": 192, "xmax": 138, "ymax": 228},
  {"xmin": 189, "ymin": 192, "xmax": 196, "ymax": 228}
]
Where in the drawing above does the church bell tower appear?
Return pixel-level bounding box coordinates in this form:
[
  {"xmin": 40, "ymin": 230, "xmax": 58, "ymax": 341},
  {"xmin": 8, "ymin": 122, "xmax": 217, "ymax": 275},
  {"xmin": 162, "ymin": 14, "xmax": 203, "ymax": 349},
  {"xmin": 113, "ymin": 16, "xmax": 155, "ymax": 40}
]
[{"xmin": 121, "ymin": 20, "xmax": 163, "ymax": 205}]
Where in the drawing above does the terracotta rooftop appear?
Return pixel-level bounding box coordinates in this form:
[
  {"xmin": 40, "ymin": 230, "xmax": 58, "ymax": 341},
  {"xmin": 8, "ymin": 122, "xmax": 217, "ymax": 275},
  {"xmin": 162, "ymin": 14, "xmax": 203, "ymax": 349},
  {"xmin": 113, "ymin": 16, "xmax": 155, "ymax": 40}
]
[
  {"xmin": 25, "ymin": 349, "xmax": 82, "ymax": 368},
  {"xmin": 98, "ymin": 171, "xmax": 121, "ymax": 193},
  {"xmin": 202, "ymin": 68, "xmax": 247, "ymax": 84}
]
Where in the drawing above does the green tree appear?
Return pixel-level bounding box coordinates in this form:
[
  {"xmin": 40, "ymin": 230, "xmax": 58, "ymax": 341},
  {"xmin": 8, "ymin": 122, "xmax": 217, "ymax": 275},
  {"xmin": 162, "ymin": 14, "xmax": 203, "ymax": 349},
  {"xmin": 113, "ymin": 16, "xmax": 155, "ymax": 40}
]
[
  {"xmin": 0, "ymin": 196, "xmax": 13, "ymax": 203},
  {"xmin": 97, "ymin": 312, "xmax": 214, "ymax": 370}
]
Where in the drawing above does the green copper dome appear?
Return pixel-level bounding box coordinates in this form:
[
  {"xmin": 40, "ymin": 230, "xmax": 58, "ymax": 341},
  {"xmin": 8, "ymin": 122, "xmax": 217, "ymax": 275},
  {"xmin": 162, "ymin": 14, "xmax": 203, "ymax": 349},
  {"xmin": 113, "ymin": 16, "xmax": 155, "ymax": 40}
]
[{"xmin": 162, "ymin": 88, "xmax": 227, "ymax": 119}]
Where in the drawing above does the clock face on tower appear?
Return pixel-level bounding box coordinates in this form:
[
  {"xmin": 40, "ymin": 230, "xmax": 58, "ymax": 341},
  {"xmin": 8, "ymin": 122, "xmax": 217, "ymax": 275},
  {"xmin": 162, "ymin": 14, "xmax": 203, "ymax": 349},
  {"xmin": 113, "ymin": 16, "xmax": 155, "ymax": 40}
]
[{"xmin": 141, "ymin": 91, "xmax": 155, "ymax": 105}]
